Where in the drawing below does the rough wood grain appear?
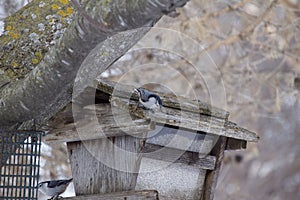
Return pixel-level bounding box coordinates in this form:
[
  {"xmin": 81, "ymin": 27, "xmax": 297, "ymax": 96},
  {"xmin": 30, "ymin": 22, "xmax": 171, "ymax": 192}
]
[
  {"xmin": 143, "ymin": 144, "xmax": 216, "ymax": 170},
  {"xmin": 67, "ymin": 133, "xmax": 146, "ymax": 195},
  {"xmin": 43, "ymin": 80, "xmax": 259, "ymax": 144},
  {"xmin": 64, "ymin": 190, "xmax": 159, "ymax": 200},
  {"xmin": 201, "ymin": 136, "xmax": 227, "ymax": 200},
  {"xmin": 96, "ymin": 79, "xmax": 229, "ymax": 120},
  {"xmin": 111, "ymin": 97, "xmax": 259, "ymax": 142},
  {"xmin": 44, "ymin": 104, "xmax": 153, "ymax": 144}
]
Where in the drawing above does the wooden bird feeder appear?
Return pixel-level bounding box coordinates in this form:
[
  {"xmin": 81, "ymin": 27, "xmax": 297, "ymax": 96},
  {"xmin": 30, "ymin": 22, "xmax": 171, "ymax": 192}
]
[{"xmin": 44, "ymin": 79, "xmax": 259, "ymax": 200}]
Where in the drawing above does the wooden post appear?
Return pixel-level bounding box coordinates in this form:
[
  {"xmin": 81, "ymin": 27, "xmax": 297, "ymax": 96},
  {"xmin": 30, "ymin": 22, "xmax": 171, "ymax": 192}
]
[{"xmin": 201, "ymin": 136, "xmax": 227, "ymax": 200}]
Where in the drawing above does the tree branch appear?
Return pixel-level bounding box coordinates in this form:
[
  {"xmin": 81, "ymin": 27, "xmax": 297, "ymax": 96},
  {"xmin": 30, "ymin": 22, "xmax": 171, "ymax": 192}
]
[{"xmin": 0, "ymin": 0, "xmax": 190, "ymax": 128}]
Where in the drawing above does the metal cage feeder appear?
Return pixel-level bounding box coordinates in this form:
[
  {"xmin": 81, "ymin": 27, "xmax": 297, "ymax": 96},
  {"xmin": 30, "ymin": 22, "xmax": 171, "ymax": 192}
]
[{"xmin": 0, "ymin": 129, "xmax": 42, "ymax": 200}]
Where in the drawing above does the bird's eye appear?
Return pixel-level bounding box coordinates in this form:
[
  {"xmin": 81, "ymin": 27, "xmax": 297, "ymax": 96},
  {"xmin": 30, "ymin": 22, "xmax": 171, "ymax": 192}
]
[{"xmin": 37, "ymin": 183, "xmax": 42, "ymax": 188}]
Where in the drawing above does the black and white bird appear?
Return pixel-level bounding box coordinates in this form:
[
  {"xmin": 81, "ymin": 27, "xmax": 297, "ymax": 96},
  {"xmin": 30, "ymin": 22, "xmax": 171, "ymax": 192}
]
[
  {"xmin": 37, "ymin": 178, "xmax": 73, "ymax": 200},
  {"xmin": 134, "ymin": 88, "xmax": 163, "ymax": 112}
]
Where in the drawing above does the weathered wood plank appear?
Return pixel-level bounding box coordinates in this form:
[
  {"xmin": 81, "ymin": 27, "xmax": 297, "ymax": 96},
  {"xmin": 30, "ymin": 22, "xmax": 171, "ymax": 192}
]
[
  {"xmin": 67, "ymin": 134, "xmax": 146, "ymax": 195},
  {"xmin": 201, "ymin": 136, "xmax": 227, "ymax": 200},
  {"xmin": 143, "ymin": 144, "xmax": 216, "ymax": 170},
  {"xmin": 224, "ymin": 121, "xmax": 259, "ymax": 142},
  {"xmin": 111, "ymin": 97, "xmax": 259, "ymax": 142},
  {"xmin": 64, "ymin": 190, "xmax": 159, "ymax": 200},
  {"xmin": 44, "ymin": 81, "xmax": 259, "ymax": 144},
  {"xmin": 44, "ymin": 104, "xmax": 153, "ymax": 144},
  {"xmin": 96, "ymin": 79, "xmax": 229, "ymax": 120}
]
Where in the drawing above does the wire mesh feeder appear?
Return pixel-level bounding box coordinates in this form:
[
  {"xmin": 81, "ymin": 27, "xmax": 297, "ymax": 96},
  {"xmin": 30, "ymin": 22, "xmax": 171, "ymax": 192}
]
[{"xmin": 0, "ymin": 129, "xmax": 42, "ymax": 200}]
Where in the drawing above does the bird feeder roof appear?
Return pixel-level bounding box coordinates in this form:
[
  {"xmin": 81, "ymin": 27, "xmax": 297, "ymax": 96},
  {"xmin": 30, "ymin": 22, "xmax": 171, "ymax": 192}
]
[
  {"xmin": 43, "ymin": 79, "xmax": 259, "ymax": 144},
  {"xmin": 95, "ymin": 79, "xmax": 259, "ymax": 142}
]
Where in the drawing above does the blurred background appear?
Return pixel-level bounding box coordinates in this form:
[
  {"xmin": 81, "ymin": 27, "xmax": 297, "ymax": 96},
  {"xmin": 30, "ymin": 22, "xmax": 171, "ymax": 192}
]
[{"xmin": 1, "ymin": 0, "xmax": 299, "ymax": 199}]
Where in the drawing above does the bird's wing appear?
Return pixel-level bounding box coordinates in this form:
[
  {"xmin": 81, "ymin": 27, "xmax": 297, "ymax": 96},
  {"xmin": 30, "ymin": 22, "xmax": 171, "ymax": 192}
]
[
  {"xmin": 148, "ymin": 96, "xmax": 157, "ymax": 104},
  {"xmin": 48, "ymin": 179, "xmax": 72, "ymax": 188},
  {"xmin": 148, "ymin": 94, "xmax": 162, "ymax": 105},
  {"xmin": 156, "ymin": 95, "xmax": 163, "ymax": 105}
]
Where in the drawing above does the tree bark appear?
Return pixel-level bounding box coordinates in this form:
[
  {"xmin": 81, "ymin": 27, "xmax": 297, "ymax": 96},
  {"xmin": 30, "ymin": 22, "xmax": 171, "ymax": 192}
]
[{"xmin": 0, "ymin": 0, "xmax": 190, "ymax": 128}]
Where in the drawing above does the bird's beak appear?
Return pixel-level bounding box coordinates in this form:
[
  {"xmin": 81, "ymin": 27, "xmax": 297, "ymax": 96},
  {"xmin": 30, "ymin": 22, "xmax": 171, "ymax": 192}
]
[{"xmin": 134, "ymin": 88, "xmax": 139, "ymax": 94}]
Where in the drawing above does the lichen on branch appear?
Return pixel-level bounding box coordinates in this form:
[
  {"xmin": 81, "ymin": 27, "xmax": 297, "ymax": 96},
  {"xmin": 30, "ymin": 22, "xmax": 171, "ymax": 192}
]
[{"xmin": 0, "ymin": 0, "xmax": 75, "ymax": 80}]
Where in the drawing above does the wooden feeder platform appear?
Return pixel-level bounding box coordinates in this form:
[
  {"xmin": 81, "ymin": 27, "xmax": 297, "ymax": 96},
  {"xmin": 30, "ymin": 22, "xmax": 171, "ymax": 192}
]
[{"xmin": 43, "ymin": 79, "xmax": 259, "ymax": 200}]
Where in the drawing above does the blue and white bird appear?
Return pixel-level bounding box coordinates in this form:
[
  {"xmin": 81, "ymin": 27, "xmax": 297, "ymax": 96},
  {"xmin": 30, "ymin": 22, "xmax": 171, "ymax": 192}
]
[
  {"xmin": 38, "ymin": 178, "xmax": 72, "ymax": 199},
  {"xmin": 134, "ymin": 88, "xmax": 163, "ymax": 112}
]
